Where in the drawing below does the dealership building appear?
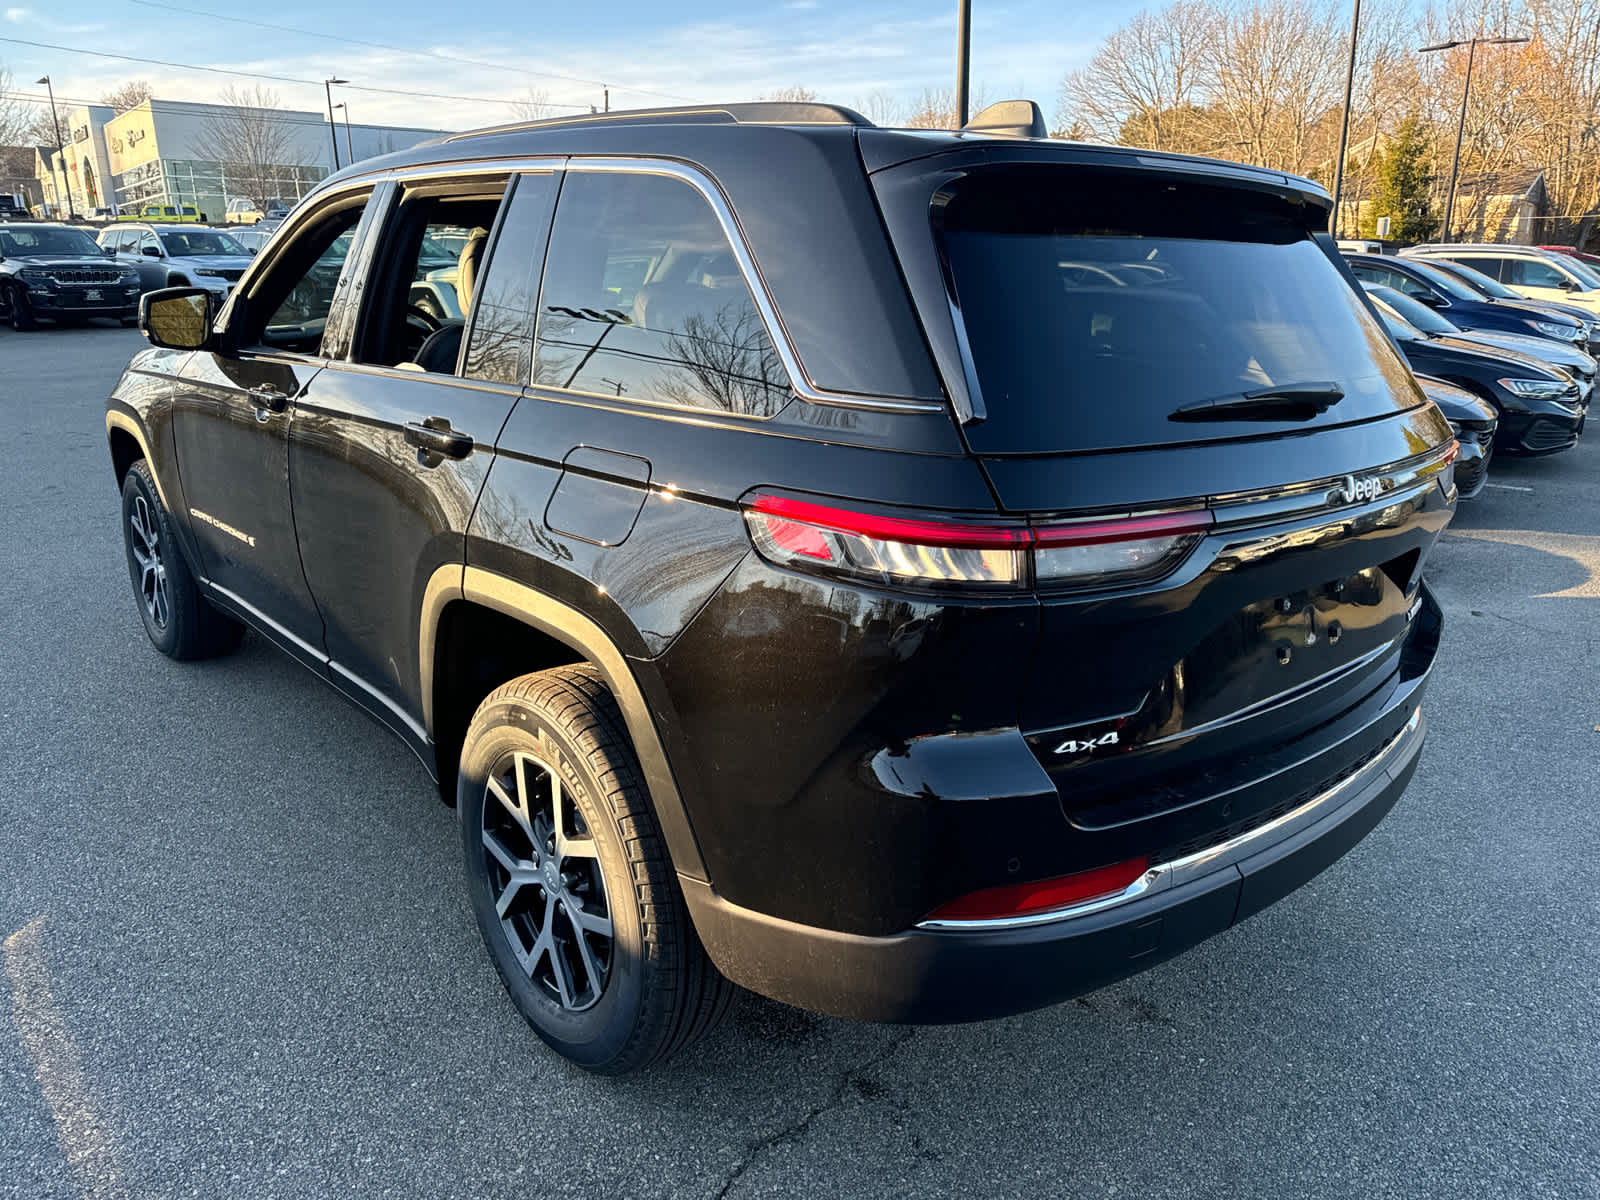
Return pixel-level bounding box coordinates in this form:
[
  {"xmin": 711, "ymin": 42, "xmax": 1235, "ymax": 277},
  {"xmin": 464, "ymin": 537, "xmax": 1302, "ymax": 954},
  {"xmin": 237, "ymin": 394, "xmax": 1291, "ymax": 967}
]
[{"xmin": 36, "ymin": 98, "xmax": 447, "ymax": 220}]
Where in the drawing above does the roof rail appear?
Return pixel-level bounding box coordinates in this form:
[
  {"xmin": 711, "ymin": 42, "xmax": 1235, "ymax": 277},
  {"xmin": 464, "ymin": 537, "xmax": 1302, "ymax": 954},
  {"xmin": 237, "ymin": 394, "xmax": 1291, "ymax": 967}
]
[{"xmin": 445, "ymin": 102, "xmax": 873, "ymax": 142}]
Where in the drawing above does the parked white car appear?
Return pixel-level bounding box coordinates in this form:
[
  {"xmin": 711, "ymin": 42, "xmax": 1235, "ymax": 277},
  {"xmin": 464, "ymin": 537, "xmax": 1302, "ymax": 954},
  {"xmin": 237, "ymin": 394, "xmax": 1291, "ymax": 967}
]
[{"xmin": 1405, "ymin": 245, "xmax": 1600, "ymax": 317}]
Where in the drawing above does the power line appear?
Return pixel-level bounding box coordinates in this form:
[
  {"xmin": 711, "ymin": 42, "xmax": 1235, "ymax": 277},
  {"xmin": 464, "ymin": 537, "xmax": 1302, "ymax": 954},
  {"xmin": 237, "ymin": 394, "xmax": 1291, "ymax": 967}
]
[
  {"xmin": 0, "ymin": 34, "xmax": 598, "ymax": 112},
  {"xmin": 124, "ymin": 0, "xmax": 694, "ymax": 103}
]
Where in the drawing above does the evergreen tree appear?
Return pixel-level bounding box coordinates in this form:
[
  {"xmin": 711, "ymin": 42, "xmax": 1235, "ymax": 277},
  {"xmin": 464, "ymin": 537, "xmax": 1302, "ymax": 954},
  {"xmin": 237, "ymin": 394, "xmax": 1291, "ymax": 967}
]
[{"xmin": 1362, "ymin": 115, "xmax": 1439, "ymax": 242}]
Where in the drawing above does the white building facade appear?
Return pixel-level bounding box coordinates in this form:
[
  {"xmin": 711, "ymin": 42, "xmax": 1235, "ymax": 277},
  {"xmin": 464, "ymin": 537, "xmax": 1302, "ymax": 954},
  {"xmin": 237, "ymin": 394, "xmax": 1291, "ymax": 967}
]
[{"xmin": 37, "ymin": 98, "xmax": 446, "ymax": 220}]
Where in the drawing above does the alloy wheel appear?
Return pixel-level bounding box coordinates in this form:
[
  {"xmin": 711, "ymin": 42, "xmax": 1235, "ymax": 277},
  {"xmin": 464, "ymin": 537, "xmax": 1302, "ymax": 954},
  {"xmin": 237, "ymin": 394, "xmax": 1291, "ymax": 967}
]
[
  {"xmin": 481, "ymin": 751, "xmax": 614, "ymax": 1012},
  {"xmin": 128, "ymin": 495, "xmax": 170, "ymax": 629}
]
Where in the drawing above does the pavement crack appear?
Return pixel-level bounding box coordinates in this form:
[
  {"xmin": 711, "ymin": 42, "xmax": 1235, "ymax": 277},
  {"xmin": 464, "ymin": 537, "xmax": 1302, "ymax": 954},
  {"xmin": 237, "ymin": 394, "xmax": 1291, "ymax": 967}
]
[{"xmin": 709, "ymin": 1027, "xmax": 917, "ymax": 1199}]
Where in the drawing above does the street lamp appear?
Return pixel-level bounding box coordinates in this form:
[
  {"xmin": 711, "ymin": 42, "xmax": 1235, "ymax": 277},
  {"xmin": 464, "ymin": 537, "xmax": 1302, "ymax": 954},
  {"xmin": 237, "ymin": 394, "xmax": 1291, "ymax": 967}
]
[
  {"xmin": 324, "ymin": 77, "xmax": 348, "ymax": 171},
  {"xmin": 1419, "ymin": 35, "xmax": 1530, "ymax": 242},
  {"xmin": 36, "ymin": 75, "xmax": 74, "ymax": 220},
  {"xmin": 955, "ymin": 0, "xmax": 972, "ymax": 128},
  {"xmin": 1330, "ymin": 0, "xmax": 1362, "ymax": 239},
  {"xmin": 332, "ymin": 102, "xmax": 354, "ymax": 163}
]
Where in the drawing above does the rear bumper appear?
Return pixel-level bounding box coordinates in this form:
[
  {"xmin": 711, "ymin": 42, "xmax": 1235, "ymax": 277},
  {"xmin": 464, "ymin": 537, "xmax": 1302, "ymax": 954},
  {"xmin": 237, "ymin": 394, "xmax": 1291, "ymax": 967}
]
[{"xmin": 684, "ymin": 703, "xmax": 1426, "ymax": 1024}]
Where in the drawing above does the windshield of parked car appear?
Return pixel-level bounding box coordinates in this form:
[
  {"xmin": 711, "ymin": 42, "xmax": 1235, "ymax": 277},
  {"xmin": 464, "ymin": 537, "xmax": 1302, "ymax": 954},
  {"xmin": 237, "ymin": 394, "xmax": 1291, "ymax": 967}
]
[
  {"xmin": 939, "ymin": 166, "xmax": 1421, "ymax": 453},
  {"xmin": 1368, "ymin": 300, "xmax": 1423, "ymax": 343},
  {"xmin": 0, "ymin": 225, "xmax": 102, "ymax": 257},
  {"xmin": 1425, "ymin": 258, "xmax": 1524, "ymax": 301},
  {"xmin": 1557, "ymin": 256, "xmax": 1600, "ymax": 288},
  {"xmin": 161, "ymin": 230, "xmax": 247, "ymax": 256},
  {"xmin": 1401, "ymin": 259, "xmax": 1483, "ymax": 301},
  {"xmin": 1365, "ymin": 285, "xmax": 1458, "ymax": 336}
]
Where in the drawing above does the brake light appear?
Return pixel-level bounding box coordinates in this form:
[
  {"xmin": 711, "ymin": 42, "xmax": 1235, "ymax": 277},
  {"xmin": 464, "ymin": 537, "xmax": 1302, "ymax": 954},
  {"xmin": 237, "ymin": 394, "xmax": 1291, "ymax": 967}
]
[
  {"xmin": 743, "ymin": 493, "xmax": 1211, "ymax": 590},
  {"xmin": 925, "ymin": 857, "xmax": 1151, "ymax": 922}
]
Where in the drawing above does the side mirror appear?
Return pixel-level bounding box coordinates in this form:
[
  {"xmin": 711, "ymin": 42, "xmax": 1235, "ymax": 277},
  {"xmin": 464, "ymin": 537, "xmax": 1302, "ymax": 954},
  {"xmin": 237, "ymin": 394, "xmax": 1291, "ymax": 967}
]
[
  {"xmin": 142, "ymin": 245, "xmax": 162, "ymax": 258},
  {"xmin": 248, "ymin": 247, "xmax": 258, "ymax": 256},
  {"xmin": 140, "ymin": 288, "xmax": 215, "ymax": 351},
  {"xmin": 1558, "ymin": 279, "xmax": 1579, "ymax": 291},
  {"xmin": 1419, "ymin": 293, "xmax": 1448, "ymax": 308},
  {"xmin": 103, "ymin": 245, "xmax": 117, "ymax": 258}
]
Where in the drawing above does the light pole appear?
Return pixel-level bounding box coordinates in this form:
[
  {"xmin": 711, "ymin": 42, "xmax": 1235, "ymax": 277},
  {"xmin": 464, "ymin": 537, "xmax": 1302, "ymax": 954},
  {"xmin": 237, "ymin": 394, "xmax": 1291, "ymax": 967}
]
[
  {"xmin": 1419, "ymin": 35, "xmax": 1529, "ymax": 241},
  {"xmin": 324, "ymin": 77, "xmax": 348, "ymax": 171},
  {"xmin": 36, "ymin": 75, "xmax": 74, "ymax": 220},
  {"xmin": 333, "ymin": 102, "xmax": 354, "ymax": 163},
  {"xmin": 1329, "ymin": 0, "xmax": 1362, "ymax": 238},
  {"xmin": 955, "ymin": 0, "xmax": 972, "ymax": 128}
]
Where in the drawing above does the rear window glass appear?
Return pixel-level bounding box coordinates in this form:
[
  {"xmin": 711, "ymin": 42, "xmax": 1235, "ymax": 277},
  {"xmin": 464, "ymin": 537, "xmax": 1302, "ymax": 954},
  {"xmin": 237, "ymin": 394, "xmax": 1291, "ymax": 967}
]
[{"xmin": 940, "ymin": 167, "xmax": 1421, "ymax": 454}]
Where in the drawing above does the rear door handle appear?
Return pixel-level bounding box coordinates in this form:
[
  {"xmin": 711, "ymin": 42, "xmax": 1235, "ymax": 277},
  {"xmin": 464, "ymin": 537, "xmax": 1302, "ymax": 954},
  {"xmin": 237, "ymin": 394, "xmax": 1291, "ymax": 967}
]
[
  {"xmin": 248, "ymin": 386, "xmax": 288, "ymax": 413},
  {"xmin": 404, "ymin": 420, "xmax": 473, "ymax": 462}
]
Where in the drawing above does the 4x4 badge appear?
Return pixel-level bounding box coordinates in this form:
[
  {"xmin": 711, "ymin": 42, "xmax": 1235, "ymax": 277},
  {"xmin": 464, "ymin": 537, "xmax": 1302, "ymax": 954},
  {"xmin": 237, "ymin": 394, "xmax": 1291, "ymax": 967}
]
[{"xmin": 1054, "ymin": 731, "xmax": 1119, "ymax": 756}]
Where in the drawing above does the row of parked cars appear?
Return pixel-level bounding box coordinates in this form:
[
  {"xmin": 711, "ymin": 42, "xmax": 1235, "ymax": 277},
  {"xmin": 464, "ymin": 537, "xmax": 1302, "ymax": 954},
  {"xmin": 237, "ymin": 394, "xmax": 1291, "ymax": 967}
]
[
  {"xmin": 0, "ymin": 220, "xmax": 269, "ymax": 330},
  {"xmin": 1338, "ymin": 244, "xmax": 1600, "ymax": 494}
]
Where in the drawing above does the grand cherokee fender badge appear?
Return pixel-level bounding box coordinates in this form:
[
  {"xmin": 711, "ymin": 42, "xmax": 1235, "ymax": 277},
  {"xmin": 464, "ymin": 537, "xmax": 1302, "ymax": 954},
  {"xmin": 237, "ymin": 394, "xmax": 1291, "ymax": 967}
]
[
  {"xmin": 1332, "ymin": 473, "xmax": 1389, "ymax": 505},
  {"xmin": 191, "ymin": 508, "xmax": 257, "ymax": 548},
  {"xmin": 1054, "ymin": 731, "xmax": 1119, "ymax": 756}
]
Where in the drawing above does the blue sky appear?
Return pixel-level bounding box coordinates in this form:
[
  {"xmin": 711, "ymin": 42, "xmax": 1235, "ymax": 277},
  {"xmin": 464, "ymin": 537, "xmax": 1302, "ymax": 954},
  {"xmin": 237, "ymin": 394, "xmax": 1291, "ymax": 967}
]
[{"xmin": 2, "ymin": 0, "xmax": 1122, "ymax": 132}]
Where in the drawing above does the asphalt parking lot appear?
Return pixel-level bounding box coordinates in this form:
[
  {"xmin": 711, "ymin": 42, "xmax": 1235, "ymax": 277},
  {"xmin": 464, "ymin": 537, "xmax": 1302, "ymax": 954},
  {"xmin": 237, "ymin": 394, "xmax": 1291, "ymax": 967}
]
[{"xmin": 2, "ymin": 322, "xmax": 1597, "ymax": 1200}]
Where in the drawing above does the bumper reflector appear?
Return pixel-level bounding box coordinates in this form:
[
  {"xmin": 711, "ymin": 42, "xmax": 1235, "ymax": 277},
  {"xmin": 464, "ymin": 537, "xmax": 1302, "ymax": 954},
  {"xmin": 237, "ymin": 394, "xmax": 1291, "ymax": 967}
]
[{"xmin": 925, "ymin": 857, "xmax": 1151, "ymax": 922}]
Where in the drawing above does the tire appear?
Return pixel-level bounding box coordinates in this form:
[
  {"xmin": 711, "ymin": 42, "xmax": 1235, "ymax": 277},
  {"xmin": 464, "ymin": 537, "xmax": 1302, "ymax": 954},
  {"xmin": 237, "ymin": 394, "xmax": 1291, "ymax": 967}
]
[
  {"xmin": 7, "ymin": 284, "xmax": 36, "ymax": 331},
  {"xmin": 120, "ymin": 460, "xmax": 245, "ymax": 660},
  {"xmin": 458, "ymin": 665, "xmax": 735, "ymax": 1073}
]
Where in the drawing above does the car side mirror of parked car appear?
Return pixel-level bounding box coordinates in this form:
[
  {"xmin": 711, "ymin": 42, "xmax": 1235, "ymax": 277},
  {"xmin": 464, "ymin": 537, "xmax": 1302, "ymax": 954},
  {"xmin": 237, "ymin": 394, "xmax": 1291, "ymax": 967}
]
[
  {"xmin": 142, "ymin": 246, "xmax": 162, "ymax": 258},
  {"xmin": 140, "ymin": 288, "xmax": 216, "ymax": 351}
]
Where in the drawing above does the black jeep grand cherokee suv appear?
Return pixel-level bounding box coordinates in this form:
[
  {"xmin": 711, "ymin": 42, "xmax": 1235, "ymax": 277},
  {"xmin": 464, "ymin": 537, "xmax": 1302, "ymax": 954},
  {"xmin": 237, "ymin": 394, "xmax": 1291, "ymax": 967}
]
[
  {"xmin": 106, "ymin": 101, "xmax": 1454, "ymax": 1073},
  {"xmin": 2, "ymin": 221, "xmax": 142, "ymax": 330}
]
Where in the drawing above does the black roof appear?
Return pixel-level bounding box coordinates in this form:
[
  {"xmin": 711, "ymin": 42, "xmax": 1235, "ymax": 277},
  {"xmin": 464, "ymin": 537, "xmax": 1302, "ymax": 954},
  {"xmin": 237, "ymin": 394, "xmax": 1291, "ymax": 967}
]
[{"xmin": 297, "ymin": 103, "xmax": 1333, "ymax": 403}]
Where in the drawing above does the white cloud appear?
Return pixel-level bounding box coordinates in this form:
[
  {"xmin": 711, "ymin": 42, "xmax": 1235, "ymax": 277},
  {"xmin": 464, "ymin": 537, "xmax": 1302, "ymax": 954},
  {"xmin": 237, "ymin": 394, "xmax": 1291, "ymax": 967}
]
[{"xmin": 4, "ymin": 7, "xmax": 31, "ymax": 23}]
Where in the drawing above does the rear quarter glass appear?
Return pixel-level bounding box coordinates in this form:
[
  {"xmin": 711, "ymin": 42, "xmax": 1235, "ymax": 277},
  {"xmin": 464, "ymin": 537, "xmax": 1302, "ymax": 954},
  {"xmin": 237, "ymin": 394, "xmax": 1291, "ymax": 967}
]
[{"xmin": 939, "ymin": 166, "xmax": 1424, "ymax": 454}]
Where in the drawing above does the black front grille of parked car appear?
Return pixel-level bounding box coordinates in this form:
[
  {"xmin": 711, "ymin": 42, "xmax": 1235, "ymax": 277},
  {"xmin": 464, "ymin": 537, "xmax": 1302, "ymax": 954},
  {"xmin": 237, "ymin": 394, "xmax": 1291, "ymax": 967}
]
[{"xmin": 48, "ymin": 268, "xmax": 123, "ymax": 286}]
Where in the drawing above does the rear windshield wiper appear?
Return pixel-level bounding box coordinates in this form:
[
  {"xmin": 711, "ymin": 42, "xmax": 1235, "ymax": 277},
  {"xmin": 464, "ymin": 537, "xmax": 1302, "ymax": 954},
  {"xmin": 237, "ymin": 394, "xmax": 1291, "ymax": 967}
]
[{"xmin": 1169, "ymin": 383, "xmax": 1345, "ymax": 422}]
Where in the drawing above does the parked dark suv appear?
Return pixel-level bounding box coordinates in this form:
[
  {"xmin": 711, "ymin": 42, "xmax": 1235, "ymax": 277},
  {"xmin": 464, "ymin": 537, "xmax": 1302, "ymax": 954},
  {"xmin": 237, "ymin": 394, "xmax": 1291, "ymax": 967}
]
[
  {"xmin": 1, "ymin": 221, "xmax": 141, "ymax": 330},
  {"xmin": 106, "ymin": 102, "xmax": 1454, "ymax": 1072}
]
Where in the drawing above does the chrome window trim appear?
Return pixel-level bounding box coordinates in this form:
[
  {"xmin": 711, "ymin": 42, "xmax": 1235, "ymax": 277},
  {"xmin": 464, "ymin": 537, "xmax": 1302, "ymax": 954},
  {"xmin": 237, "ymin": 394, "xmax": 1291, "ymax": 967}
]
[
  {"xmin": 314, "ymin": 155, "xmax": 947, "ymax": 415},
  {"xmin": 918, "ymin": 706, "xmax": 1421, "ymax": 932}
]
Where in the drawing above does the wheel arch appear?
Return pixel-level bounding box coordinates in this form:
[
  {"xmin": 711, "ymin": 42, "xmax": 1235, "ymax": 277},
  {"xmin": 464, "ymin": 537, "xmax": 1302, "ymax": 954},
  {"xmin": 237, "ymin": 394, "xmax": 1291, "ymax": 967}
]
[
  {"xmin": 422, "ymin": 564, "xmax": 708, "ymax": 881},
  {"xmin": 105, "ymin": 411, "xmax": 174, "ymax": 512}
]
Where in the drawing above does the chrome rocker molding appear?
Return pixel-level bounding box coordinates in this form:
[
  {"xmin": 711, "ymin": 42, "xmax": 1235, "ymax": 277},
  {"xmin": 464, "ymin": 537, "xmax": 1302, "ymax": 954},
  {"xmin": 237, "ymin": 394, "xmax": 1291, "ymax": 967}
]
[{"xmin": 919, "ymin": 705, "xmax": 1423, "ymax": 932}]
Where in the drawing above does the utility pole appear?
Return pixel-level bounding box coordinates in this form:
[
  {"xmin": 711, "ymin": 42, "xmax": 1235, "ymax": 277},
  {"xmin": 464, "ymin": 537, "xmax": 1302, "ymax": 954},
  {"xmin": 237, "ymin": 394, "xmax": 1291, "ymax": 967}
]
[
  {"xmin": 955, "ymin": 0, "xmax": 972, "ymax": 128},
  {"xmin": 1419, "ymin": 35, "xmax": 1528, "ymax": 241},
  {"xmin": 36, "ymin": 76, "xmax": 74, "ymax": 219},
  {"xmin": 324, "ymin": 77, "xmax": 348, "ymax": 171},
  {"xmin": 1329, "ymin": 0, "xmax": 1362, "ymax": 238},
  {"xmin": 604, "ymin": 87, "xmax": 610, "ymax": 113}
]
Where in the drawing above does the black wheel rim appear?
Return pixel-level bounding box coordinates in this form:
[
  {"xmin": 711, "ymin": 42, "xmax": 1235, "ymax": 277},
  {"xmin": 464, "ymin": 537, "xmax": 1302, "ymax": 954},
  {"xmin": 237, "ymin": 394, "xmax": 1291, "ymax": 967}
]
[
  {"xmin": 128, "ymin": 494, "xmax": 170, "ymax": 630},
  {"xmin": 481, "ymin": 751, "xmax": 614, "ymax": 1012}
]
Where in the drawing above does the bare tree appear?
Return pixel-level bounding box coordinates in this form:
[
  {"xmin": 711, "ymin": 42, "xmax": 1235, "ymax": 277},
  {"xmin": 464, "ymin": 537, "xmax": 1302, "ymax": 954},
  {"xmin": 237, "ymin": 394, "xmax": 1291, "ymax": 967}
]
[
  {"xmin": 1058, "ymin": 1, "xmax": 1216, "ymax": 150},
  {"xmin": 102, "ymin": 80, "xmax": 154, "ymax": 115},
  {"xmin": 904, "ymin": 87, "xmax": 988, "ymax": 129},
  {"xmin": 762, "ymin": 86, "xmax": 818, "ymax": 103},
  {"xmin": 509, "ymin": 88, "xmax": 553, "ymax": 122},
  {"xmin": 192, "ymin": 86, "xmax": 294, "ymax": 210},
  {"xmin": 0, "ymin": 64, "xmax": 28, "ymax": 146},
  {"xmin": 855, "ymin": 90, "xmax": 903, "ymax": 125}
]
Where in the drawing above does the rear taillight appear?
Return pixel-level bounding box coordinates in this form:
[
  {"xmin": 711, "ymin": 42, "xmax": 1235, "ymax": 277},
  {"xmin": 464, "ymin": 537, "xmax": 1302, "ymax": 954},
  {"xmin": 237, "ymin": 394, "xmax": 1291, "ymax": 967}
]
[
  {"xmin": 925, "ymin": 857, "xmax": 1151, "ymax": 922},
  {"xmin": 743, "ymin": 493, "xmax": 1211, "ymax": 590}
]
